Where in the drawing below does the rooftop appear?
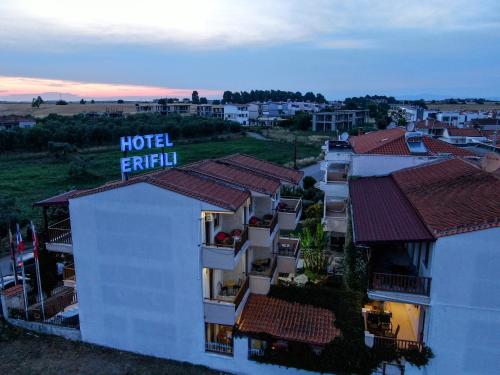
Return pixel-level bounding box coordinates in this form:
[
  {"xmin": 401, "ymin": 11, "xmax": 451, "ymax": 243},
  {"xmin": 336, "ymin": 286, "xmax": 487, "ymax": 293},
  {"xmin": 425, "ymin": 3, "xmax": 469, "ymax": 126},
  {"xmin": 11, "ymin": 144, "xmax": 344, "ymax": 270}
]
[
  {"xmin": 446, "ymin": 128, "xmax": 483, "ymax": 137},
  {"xmin": 184, "ymin": 160, "xmax": 280, "ymax": 196},
  {"xmin": 220, "ymin": 154, "xmax": 303, "ymax": 185},
  {"xmin": 238, "ymin": 294, "xmax": 340, "ymax": 346},
  {"xmin": 415, "ymin": 119, "xmax": 453, "ymax": 129},
  {"xmin": 349, "ymin": 128, "xmax": 474, "ymax": 157}
]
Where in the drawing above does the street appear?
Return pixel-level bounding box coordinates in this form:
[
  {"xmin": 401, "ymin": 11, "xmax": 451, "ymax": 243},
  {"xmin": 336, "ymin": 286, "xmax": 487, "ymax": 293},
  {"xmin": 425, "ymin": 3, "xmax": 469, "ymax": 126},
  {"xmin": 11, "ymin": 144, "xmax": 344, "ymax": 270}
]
[{"xmin": 300, "ymin": 162, "xmax": 322, "ymax": 183}]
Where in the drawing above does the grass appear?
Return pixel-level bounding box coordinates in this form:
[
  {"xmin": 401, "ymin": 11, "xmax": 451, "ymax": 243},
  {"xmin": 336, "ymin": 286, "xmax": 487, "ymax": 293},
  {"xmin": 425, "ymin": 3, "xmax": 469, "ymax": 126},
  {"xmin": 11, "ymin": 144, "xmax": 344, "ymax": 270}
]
[
  {"xmin": 0, "ymin": 320, "xmax": 221, "ymax": 375},
  {"xmin": 0, "ymin": 136, "xmax": 319, "ymax": 252}
]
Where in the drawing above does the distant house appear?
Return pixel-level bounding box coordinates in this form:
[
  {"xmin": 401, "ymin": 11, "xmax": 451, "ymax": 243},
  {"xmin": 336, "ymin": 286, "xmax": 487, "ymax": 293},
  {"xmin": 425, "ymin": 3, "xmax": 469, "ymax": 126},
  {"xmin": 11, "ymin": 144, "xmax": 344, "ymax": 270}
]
[
  {"xmin": 0, "ymin": 115, "xmax": 36, "ymax": 130},
  {"xmin": 440, "ymin": 127, "xmax": 487, "ymax": 145},
  {"xmin": 312, "ymin": 110, "xmax": 369, "ymax": 132},
  {"xmin": 415, "ymin": 119, "xmax": 454, "ymax": 137}
]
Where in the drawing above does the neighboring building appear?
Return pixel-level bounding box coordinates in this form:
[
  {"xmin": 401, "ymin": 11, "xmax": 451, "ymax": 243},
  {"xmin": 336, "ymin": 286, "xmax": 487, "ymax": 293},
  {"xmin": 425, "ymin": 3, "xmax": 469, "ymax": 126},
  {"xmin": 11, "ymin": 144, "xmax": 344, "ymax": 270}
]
[
  {"xmin": 470, "ymin": 118, "xmax": 500, "ymax": 131},
  {"xmin": 136, "ymin": 102, "xmax": 195, "ymax": 116},
  {"xmin": 29, "ymin": 155, "xmax": 315, "ymax": 374},
  {"xmin": 435, "ymin": 111, "xmax": 489, "ymax": 127},
  {"xmin": 318, "ymin": 128, "xmax": 475, "ymax": 240},
  {"xmin": 440, "ymin": 127, "xmax": 487, "ymax": 145},
  {"xmin": 414, "ymin": 119, "xmax": 454, "ymax": 137},
  {"xmin": 350, "ymin": 158, "xmax": 500, "ymax": 375},
  {"xmin": 312, "ymin": 110, "xmax": 369, "ymax": 132},
  {"xmin": 0, "ymin": 115, "xmax": 36, "ymax": 130},
  {"xmin": 223, "ymin": 104, "xmax": 251, "ymax": 125}
]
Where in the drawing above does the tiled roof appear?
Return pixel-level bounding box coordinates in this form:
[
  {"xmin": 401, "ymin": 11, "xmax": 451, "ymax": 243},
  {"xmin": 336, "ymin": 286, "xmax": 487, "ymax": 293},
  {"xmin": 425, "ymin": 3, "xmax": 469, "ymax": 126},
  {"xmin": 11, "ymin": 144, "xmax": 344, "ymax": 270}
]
[
  {"xmin": 220, "ymin": 154, "xmax": 304, "ymax": 185},
  {"xmin": 238, "ymin": 294, "xmax": 340, "ymax": 346},
  {"xmin": 415, "ymin": 119, "xmax": 452, "ymax": 129},
  {"xmin": 184, "ymin": 160, "xmax": 280, "ymax": 196},
  {"xmin": 33, "ymin": 190, "xmax": 85, "ymax": 207},
  {"xmin": 447, "ymin": 128, "xmax": 483, "ymax": 137},
  {"xmin": 1, "ymin": 284, "xmax": 23, "ymax": 297},
  {"xmin": 392, "ymin": 159, "xmax": 500, "ymax": 237},
  {"xmin": 350, "ymin": 177, "xmax": 434, "ymax": 243},
  {"xmin": 349, "ymin": 128, "xmax": 473, "ymax": 157},
  {"xmin": 71, "ymin": 168, "xmax": 250, "ymax": 211}
]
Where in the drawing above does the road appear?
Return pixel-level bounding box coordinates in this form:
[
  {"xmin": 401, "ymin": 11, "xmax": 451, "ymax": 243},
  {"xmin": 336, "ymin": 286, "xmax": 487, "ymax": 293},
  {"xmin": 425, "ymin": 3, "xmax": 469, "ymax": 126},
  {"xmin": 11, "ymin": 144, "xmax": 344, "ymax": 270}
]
[{"xmin": 300, "ymin": 162, "xmax": 322, "ymax": 183}]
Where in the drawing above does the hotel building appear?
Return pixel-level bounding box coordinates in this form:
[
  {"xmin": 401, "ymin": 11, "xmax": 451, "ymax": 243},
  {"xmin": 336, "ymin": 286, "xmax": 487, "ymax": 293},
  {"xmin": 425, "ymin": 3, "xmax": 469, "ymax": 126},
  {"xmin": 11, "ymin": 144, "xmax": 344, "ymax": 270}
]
[{"xmin": 17, "ymin": 154, "xmax": 352, "ymax": 374}]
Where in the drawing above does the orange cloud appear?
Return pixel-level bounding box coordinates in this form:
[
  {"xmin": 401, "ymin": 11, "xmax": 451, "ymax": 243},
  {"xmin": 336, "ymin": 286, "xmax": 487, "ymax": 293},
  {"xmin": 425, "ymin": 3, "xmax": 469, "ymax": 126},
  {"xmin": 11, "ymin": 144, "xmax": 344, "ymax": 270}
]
[{"xmin": 0, "ymin": 76, "xmax": 221, "ymax": 99}]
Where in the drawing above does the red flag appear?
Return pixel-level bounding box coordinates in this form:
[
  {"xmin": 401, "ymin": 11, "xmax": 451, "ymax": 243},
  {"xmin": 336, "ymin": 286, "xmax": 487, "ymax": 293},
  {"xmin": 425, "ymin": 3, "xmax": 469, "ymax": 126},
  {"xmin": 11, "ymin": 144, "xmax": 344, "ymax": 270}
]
[
  {"xmin": 16, "ymin": 224, "xmax": 25, "ymax": 266},
  {"xmin": 31, "ymin": 221, "xmax": 39, "ymax": 259}
]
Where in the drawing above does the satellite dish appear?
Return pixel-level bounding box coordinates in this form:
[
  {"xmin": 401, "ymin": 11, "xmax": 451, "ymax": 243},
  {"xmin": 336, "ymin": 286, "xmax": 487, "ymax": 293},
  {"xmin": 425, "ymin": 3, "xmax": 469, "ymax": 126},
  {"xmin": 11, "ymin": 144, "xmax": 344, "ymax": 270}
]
[
  {"xmin": 340, "ymin": 132, "xmax": 349, "ymax": 141},
  {"xmin": 406, "ymin": 122, "xmax": 415, "ymax": 132}
]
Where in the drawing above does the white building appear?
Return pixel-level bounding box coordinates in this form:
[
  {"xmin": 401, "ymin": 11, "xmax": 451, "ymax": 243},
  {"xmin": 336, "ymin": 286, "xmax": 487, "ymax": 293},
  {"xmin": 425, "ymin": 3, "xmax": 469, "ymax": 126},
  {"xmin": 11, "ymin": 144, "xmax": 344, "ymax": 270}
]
[
  {"xmin": 312, "ymin": 110, "xmax": 369, "ymax": 132},
  {"xmin": 440, "ymin": 127, "xmax": 488, "ymax": 145},
  {"xmin": 30, "ymin": 154, "xmax": 342, "ymax": 374},
  {"xmin": 223, "ymin": 104, "xmax": 259, "ymax": 125},
  {"xmin": 318, "ymin": 128, "xmax": 475, "ymax": 240},
  {"xmin": 350, "ymin": 158, "xmax": 500, "ymax": 375}
]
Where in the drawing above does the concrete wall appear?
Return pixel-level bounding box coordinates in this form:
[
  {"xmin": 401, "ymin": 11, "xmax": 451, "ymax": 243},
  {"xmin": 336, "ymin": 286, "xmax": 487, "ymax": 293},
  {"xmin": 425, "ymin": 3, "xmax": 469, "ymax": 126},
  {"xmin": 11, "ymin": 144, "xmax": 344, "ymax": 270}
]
[
  {"xmin": 424, "ymin": 227, "xmax": 500, "ymax": 375},
  {"xmin": 351, "ymin": 154, "xmax": 439, "ymax": 177}
]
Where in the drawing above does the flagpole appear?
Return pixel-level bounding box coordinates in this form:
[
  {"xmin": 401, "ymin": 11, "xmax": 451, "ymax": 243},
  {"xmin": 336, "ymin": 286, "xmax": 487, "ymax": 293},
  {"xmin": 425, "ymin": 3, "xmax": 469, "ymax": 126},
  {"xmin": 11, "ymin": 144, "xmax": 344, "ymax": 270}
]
[
  {"xmin": 31, "ymin": 221, "xmax": 45, "ymax": 321},
  {"xmin": 8, "ymin": 228, "xmax": 18, "ymax": 285},
  {"xmin": 16, "ymin": 224, "xmax": 29, "ymax": 321}
]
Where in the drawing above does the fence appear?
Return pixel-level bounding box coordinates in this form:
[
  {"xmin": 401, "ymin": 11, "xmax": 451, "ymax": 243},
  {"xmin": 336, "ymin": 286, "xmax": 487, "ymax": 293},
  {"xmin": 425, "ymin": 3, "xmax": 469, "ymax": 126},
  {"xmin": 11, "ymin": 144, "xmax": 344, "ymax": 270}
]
[
  {"xmin": 205, "ymin": 341, "xmax": 233, "ymax": 355},
  {"xmin": 370, "ymin": 273, "xmax": 432, "ymax": 296}
]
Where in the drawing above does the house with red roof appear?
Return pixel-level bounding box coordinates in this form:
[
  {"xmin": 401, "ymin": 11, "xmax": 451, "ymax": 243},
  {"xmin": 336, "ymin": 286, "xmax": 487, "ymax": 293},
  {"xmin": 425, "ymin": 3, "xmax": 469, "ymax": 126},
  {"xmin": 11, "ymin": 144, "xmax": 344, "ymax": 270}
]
[
  {"xmin": 349, "ymin": 158, "xmax": 500, "ymax": 374},
  {"xmin": 10, "ymin": 154, "xmax": 346, "ymax": 374},
  {"xmin": 440, "ymin": 127, "xmax": 488, "ymax": 145},
  {"xmin": 319, "ymin": 128, "xmax": 475, "ymax": 242}
]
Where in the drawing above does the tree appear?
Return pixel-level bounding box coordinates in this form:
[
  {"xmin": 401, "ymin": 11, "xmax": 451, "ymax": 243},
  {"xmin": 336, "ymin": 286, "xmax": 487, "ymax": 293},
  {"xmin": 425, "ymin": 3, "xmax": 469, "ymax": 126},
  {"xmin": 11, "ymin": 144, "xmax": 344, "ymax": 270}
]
[
  {"xmin": 191, "ymin": 90, "xmax": 199, "ymax": 104},
  {"xmin": 157, "ymin": 98, "xmax": 167, "ymax": 105},
  {"xmin": 300, "ymin": 223, "xmax": 328, "ymax": 274},
  {"xmin": 0, "ymin": 197, "xmax": 19, "ymax": 238},
  {"xmin": 31, "ymin": 96, "xmax": 44, "ymax": 108},
  {"xmin": 117, "ymin": 99, "xmax": 124, "ymax": 104},
  {"xmin": 79, "ymin": 98, "xmax": 86, "ymax": 104},
  {"xmin": 222, "ymin": 91, "xmax": 233, "ymax": 104},
  {"xmin": 90, "ymin": 99, "xmax": 95, "ymax": 104},
  {"xmin": 199, "ymin": 97, "xmax": 208, "ymax": 104},
  {"xmin": 55, "ymin": 99, "xmax": 68, "ymax": 105}
]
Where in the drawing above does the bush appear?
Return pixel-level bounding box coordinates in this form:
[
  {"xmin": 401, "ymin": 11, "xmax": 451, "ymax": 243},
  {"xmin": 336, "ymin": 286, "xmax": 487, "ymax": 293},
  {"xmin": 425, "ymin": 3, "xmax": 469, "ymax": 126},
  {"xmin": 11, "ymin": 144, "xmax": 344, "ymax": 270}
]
[
  {"xmin": 302, "ymin": 176, "xmax": 316, "ymax": 190},
  {"xmin": 404, "ymin": 346, "xmax": 434, "ymax": 368}
]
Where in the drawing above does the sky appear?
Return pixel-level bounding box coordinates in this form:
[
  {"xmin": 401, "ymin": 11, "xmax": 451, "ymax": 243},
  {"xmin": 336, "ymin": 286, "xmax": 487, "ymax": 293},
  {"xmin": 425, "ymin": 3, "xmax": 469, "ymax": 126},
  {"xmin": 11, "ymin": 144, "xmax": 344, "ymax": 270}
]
[{"xmin": 0, "ymin": 0, "xmax": 499, "ymax": 101}]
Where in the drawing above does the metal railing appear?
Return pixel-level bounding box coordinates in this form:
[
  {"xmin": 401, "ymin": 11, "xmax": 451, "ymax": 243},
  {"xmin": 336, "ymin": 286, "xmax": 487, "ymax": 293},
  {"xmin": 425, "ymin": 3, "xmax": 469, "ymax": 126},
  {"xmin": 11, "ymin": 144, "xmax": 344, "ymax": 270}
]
[
  {"xmin": 204, "ymin": 226, "xmax": 249, "ymax": 256},
  {"xmin": 248, "ymin": 348, "xmax": 265, "ymax": 358},
  {"xmin": 234, "ymin": 277, "xmax": 249, "ymax": 309},
  {"xmin": 205, "ymin": 341, "xmax": 233, "ymax": 355},
  {"xmin": 374, "ymin": 336, "xmax": 423, "ymax": 352},
  {"xmin": 47, "ymin": 218, "xmax": 72, "ymax": 244},
  {"xmin": 63, "ymin": 265, "xmax": 75, "ymax": 281},
  {"xmin": 370, "ymin": 272, "xmax": 432, "ymax": 296},
  {"xmin": 276, "ymin": 237, "xmax": 300, "ymax": 257}
]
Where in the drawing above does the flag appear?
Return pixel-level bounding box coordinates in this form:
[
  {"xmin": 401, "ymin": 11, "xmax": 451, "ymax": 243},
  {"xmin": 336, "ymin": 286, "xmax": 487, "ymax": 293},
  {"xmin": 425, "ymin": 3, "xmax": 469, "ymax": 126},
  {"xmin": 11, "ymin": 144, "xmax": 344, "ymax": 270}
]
[
  {"xmin": 8, "ymin": 228, "xmax": 17, "ymax": 284},
  {"xmin": 31, "ymin": 221, "xmax": 39, "ymax": 259},
  {"xmin": 16, "ymin": 224, "xmax": 25, "ymax": 267}
]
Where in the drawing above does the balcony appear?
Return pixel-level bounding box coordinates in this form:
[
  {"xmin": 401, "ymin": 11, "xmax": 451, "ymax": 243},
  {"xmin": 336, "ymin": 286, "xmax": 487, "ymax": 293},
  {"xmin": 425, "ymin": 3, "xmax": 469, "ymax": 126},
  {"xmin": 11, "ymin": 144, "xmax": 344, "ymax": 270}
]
[
  {"xmin": 363, "ymin": 301, "xmax": 425, "ymax": 353},
  {"xmin": 323, "ymin": 200, "xmax": 347, "ymax": 234},
  {"xmin": 204, "ymin": 277, "xmax": 250, "ymax": 325},
  {"xmin": 46, "ymin": 218, "xmax": 73, "ymax": 253},
  {"xmin": 277, "ymin": 197, "xmax": 302, "ymax": 231},
  {"xmin": 63, "ymin": 264, "xmax": 76, "ymax": 288},
  {"xmin": 370, "ymin": 273, "xmax": 431, "ymax": 297},
  {"xmin": 249, "ymin": 256, "xmax": 278, "ymax": 295},
  {"xmin": 248, "ymin": 213, "xmax": 279, "ymax": 247},
  {"xmin": 276, "ymin": 237, "xmax": 300, "ymax": 274},
  {"xmin": 202, "ymin": 226, "xmax": 250, "ymax": 270}
]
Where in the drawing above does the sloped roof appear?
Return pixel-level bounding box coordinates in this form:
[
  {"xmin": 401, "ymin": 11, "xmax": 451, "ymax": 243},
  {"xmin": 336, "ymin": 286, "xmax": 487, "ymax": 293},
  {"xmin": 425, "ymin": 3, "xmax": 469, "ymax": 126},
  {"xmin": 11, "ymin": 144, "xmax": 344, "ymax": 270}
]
[
  {"xmin": 184, "ymin": 160, "xmax": 280, "ymax": 196},
  {"xmin": 220, "ymin": 154, "xmax": 304, "ymax": 185},
  {"xmin": 415, "ymin": 119, "xmax": 453, "ymax": 129},
  {"xmin": 349, "ymin": 128, "xmax": 473, "ymax": 157},
  {"xmin": 350, "ymin": 177, "xmax": 434, "ymax": 243},
  {"xmin": 447, "ymin": 128, "xmax": 483, "ymax": 137},
  {"xmin": 392, "ymin": 159, "xmax": 500, "ymax": 237},
  {"xmin": 71, "ymin": 168, "xmax": 250, "ymax": 211},
  {"xmin": 238, "ymin": 294, "xmax": 340, "ymax": 346}
]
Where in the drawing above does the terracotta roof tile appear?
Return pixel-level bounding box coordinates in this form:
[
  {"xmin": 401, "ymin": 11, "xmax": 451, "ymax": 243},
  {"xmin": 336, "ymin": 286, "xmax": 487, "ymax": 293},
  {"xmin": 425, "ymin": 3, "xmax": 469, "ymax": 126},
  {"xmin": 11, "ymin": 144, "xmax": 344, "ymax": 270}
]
[
  {"xmin": 349, "ymin": 128, "xmax": 474, "ymax": 157},
  {"xmin": 238, "ymin": 294, "xmax": 340, "ymax": 346},
  {"xmin": 1, "ymin": 284, "xmax": 24, "ymax": 297},
  {"xmin": 392, "ymin": 159, "xmax": 500, "ymax": 237},
  {"xmin": 184, "ymin": 160, "xmax": 280, "ymax": 196},
  {"xmin": 220, "ymin": 154, "xmax": 304, "ymax": 185},
  {"xmin": 415, "ymin": 119, "xmax": 453, "ymax": 129},
  {"xmin": 350, "ymin": 177, "xmax": 434, "ymax": 243},
  {"xmin": 447, "ymin": 128, "xmax": 483, "ymax": 137},
  {"xmin": 71, "ymin": 168, "xmax": 250, "ymax": 211}
]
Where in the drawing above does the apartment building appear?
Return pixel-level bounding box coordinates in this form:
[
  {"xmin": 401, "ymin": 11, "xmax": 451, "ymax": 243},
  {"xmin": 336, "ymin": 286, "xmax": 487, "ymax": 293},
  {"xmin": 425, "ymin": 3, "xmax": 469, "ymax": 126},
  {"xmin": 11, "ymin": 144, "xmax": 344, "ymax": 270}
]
[
  {"xmin": 439, "ymin": 127, "xmax": 488, "ymax": 145},
  {"xmin": 0, "ymin": 115, "xmax": 36, "ymax": 130},
  {"xmin": 318, "ymin": 128, "xmax": 474, "ymax": 239},
  {"xmin": 25, "ymin": 154, "xmax": 321, "ymax": 374},
  {"xmin": 312, "ymin": 110, "xmax": 369, "ymax": 132},
  {"xmin": 350, "ymin": 158, "xmax": 500, "ymax": 374}
]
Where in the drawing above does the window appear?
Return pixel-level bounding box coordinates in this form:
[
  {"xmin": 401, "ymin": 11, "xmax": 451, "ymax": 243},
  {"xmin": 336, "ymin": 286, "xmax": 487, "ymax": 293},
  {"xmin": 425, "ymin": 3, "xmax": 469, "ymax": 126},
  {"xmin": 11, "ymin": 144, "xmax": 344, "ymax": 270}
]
[{"xmin": 205, "ymin": 323, "xmax": 233, "ymax": 356}]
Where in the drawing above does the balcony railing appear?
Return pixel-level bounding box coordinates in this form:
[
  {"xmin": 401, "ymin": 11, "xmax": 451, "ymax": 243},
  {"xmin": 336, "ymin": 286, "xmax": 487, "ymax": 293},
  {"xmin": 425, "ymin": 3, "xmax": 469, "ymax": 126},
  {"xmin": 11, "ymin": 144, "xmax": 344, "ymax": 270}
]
[
  {"xmin": 47, "ymin": 218, "xmax": 72, "ymax": 244},
  {"xmin": 234, "ymin": 277, "xmax": 249, "ymax": 309},
  {"xmin": 276, "ymin": 237, "xmax": 300, "ymax": 257},
  {"xmin": 370, "ymin": 272, "xmax": 432, "ymax": 296},
  {"xmin": 63, "ymin": 264, "xmax": 76, "ymax": 282},
  {"xmin": 374, "ymin": 336, "xmax": 424, "ymax": 352},
  {"xmin": 278, "ymin": 197, "xmax": 302, "ymax": 217},
  {"xmin": 249, "ymin": 212, "xmax": 278, "ymax": 234},
  {"xmin": 205, "ymin": 226, "xmax": 249, "ymax": 256},
  {"xmin": 205, "ymin": 341, "xmax": 233, "ymax": 355}
]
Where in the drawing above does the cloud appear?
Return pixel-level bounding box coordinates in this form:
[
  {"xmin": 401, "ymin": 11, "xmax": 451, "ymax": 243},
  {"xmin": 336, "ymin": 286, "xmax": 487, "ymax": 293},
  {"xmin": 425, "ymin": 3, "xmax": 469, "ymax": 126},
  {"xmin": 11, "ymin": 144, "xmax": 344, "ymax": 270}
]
[
  {"xmin": 1, "ymin": 0, "xmax": 498, "ymax": 50},
  {"xmin": 0, "ymin": 76, "xmax": 221, "ymax": 101},
  {"xmin": 316, "ymin": 39, "xmax": 376, "ymax": 50}
]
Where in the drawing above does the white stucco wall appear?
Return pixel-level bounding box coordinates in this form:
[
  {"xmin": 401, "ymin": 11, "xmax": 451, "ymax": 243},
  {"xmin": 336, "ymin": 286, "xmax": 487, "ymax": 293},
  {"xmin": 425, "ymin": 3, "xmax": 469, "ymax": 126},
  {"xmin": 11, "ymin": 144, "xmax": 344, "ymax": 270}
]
[
  {"xmin": 423, "ymin": 227, "xmax": 500, "ymax": 375},
  {"xmin": 350, "ymin": 154, "xmax": 441, "ymax": 177}
]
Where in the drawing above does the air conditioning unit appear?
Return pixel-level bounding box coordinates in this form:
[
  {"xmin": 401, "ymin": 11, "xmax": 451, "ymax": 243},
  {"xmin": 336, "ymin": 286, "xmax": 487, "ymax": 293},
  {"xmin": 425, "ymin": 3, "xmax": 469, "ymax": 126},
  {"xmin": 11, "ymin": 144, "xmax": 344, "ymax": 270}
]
[{"xmin": 205, "ymin": 213, "xmax": 213, "ymax": 222}]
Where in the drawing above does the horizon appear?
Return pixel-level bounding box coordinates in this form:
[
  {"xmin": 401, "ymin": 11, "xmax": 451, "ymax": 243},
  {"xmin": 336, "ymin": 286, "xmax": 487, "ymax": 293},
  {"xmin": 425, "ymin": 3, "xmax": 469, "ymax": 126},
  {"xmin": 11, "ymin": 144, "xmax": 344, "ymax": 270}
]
[{"xmin": 1, "ymin": 1, "xmax": 499, "ymax": 101}]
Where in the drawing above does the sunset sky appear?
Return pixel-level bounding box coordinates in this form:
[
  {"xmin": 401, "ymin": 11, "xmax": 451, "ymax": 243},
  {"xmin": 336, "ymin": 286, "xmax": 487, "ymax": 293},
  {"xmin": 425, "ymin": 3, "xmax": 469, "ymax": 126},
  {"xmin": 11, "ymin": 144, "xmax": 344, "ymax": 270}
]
[{"xmin": 1, "ymin": 0, "xmax": 499, "ymax": 101}]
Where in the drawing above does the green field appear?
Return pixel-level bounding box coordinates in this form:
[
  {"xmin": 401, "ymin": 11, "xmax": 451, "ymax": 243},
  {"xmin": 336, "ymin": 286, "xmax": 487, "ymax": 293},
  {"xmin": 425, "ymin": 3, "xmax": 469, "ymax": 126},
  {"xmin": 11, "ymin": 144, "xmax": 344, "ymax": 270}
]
[{"xmin": 0, "ymin": 136, "xmax": 319, "ymax": 229}]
